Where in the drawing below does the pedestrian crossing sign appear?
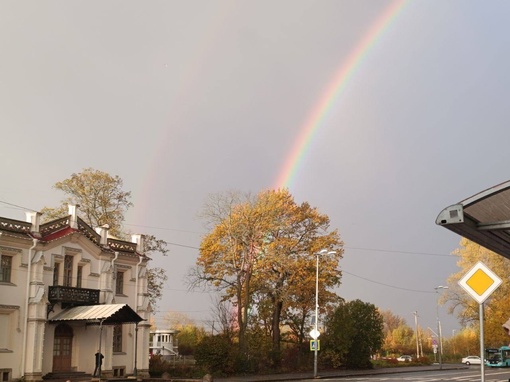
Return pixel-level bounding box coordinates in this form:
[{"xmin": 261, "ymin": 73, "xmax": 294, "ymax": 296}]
[{"xmin": 310, "ymin": 340, "xmax": 320, "ymax": 351}]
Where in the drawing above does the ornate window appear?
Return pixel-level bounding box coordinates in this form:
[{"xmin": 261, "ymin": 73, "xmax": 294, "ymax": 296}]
[
  {"xmin": 113, "ymin": 324, "xmax": 122, "ymax": 352},
  {"xmin": 76, "ymin": 265, "xmax": 83, "ymax": 288},
  {"xmin": 0, "ymin": 369, "xmax": 11, "ymax": 382},
  {"xmin": 53, "ymin": 262, "xmax": 60, "ymax": 286},
  {"xmin": 115, "ymin": 271, "xmax": 124, "ymax": 295},
  {"xmin": 0, "ymin": 305, "xmax": 19, "ymax": 351},
  {"xmin": 63, "ymin": 255, "xmax": 73, "ymax": 287},
  {"xmin": 0, "ymin": 256, "xmax": 12, "ymax": 283}
]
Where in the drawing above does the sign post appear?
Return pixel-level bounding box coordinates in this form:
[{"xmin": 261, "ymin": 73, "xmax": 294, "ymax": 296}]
[{"xmin": 458, "ymin": 261, "xmax": 502, "ymax": 382}]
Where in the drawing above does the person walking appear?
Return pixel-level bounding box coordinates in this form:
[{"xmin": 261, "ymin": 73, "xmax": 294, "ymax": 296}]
[{"xmin": 93, "ymin": 350, "xmax": 104, "ymax": 377}]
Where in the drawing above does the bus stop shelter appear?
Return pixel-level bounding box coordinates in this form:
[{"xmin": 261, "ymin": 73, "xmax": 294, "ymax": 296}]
[{"xmin": 436, "ymin": 180, "xmax": 510, "ymax": 259}]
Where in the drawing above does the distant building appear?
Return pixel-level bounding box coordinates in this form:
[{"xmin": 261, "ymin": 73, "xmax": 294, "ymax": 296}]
[
  {"xmin": 0, "ymin": 205, "xmax": 151, "ymax": 381},
  {"xmin": 150, "ymin": 329, "xmax": 179, "ymax": 359}
]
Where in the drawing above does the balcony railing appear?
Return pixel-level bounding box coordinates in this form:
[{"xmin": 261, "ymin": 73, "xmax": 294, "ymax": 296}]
[{"xmin": 48, "ymin": 285, "xmax": 100, "ymax": 305}]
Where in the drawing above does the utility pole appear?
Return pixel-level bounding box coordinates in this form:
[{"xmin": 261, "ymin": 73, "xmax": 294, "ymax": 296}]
[
  {"xmin": 413, "ymin": 311, "xmax": 419, "ymax": 359},
  {"xmin": 435, "ymin": 286, "xmax": 448, "ymax": 369}
]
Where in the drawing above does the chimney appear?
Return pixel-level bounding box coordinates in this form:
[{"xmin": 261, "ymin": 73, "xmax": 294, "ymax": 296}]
[
  {"xmin": 131, "ymin": 234, "xmax": 145, "ymax": 253},
  {"xmin": 68, "ymin": 204, "xmax": 80, "ymax": 229},
  {"xmin": 25, "ymin": 211, "xmax": 42, "ymax": 233},
  {"xmin": 95, "ymin": 225, "xmax": 110, "ymax": 246}
]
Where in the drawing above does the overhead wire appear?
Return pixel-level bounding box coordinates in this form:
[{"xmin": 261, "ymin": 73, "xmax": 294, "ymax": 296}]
[
  {"xmin": 0, "ymin": 198, "xmax": 455, "ymax": 296},
  {"xmin": 0, "ymin": 199, "xmax": 38, "ymax": 212}
]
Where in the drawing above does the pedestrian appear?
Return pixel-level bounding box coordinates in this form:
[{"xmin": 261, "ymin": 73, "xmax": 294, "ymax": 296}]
[{"xmin": 93, "ymin": 350, "xmax": 104, "ymax": 377}]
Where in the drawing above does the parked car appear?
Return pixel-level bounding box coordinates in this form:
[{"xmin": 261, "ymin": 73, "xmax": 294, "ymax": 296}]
[
  {"xmin": 462, "ymin": 355, "xmax": 481, "ymax": 365},
  {"xmin": 397, "ymin": 355, "xmax": 413, "ymax": 362}
]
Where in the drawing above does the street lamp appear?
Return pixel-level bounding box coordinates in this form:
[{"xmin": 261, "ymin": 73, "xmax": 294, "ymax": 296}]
[
  {"xmin": 435, "ymin": 285, "xmax": 448, "ymax": 369},
  {"xmin": 313, "ymin": 249, "xmax": 336, "ymax": 378}
]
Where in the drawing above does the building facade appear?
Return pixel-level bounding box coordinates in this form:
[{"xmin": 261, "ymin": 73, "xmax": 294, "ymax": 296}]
[
  {"xmin": 149, "ymin": 329, "xmax": 179, "ymax": 359},
  {"xmin": 0, "ymin": 205, "xmax": 151, "ymax": 381}
]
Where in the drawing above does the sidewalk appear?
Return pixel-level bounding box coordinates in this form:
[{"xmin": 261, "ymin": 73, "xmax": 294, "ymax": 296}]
[{"xmin": 214, "ymin": 364, "xmax": 468, "ymax": 382}]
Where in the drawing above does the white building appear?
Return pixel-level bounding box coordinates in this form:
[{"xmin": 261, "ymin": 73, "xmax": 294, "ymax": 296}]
[
  {"xmin": 0, "ymin": 205, "xmax": 151, "ymax": 381},
  {"xmin": 149, "ymin": 329, "xmax": 179, "ymax": 359}
]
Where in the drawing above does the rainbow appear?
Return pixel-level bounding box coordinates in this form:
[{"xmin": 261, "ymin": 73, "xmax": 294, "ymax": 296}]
[{"xmin": 273, "ymin": 0, "xmax": 407, "ymax": 190}]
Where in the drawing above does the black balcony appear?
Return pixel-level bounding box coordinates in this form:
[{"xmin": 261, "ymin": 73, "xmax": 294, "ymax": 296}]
[{"xmin": 48, "ymin": 286, "xmax": 100, "ymax": 306}]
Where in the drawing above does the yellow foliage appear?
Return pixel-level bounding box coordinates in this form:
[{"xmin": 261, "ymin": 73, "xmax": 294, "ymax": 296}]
[{"xmin": 445, "ymin": 238, "xmax": 510, "ymax": 347}]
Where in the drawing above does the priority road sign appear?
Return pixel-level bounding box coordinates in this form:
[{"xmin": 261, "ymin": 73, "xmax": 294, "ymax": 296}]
[
  {"xmin": 309, "ymin": 328, "xmax": 320, "ymax": 339},
  {"xmin": 458, "ymin": 261, "xmax": 502, "ymax": 304}
]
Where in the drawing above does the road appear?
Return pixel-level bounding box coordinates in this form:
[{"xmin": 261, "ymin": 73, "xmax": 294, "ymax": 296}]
[{"xmin": 289, "ymin": 367, "xmax": 510, "ymax": 382}]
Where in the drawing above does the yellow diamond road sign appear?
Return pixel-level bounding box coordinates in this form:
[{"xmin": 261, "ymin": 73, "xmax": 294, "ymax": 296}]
[{"xmin": 459, "ymin": 261, "xmax": 502, "ymax": 304}]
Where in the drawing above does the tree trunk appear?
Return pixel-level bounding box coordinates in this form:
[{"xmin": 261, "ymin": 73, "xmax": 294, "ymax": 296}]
[
  {"xmin": 271, "ymin": 299, "xmax": 283, "ymax": 368},
  {"xmin": 236, "ymin": 276, "xmax": 246, "ymax": 354}
]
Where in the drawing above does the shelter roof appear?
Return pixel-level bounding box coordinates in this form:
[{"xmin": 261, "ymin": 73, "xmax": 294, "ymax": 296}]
[
  {"xmin": 436, "ymin": 180, "xmax": 510, "ymax": 259},
  {"xmin": 48, "ymin": 304, "xmax": 143, "ymax": 325}
]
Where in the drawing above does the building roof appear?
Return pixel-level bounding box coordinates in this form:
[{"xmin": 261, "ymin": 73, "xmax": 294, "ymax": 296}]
[
  {"xmin": 48, "ymin": 304, "xmax": 144, "ymax": 325},
  {"xmin": 0, "ymin": 214, "xmax": 146, "ymax": 258},
  {"xmin": 436, "ymin": 180, "xmax": 510, "ymax": 259}
]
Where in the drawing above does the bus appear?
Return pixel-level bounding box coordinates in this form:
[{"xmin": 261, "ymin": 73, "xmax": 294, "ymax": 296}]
[{"xmin": 486, "ymin": 346, "xmax": 510, "ymax": 367}]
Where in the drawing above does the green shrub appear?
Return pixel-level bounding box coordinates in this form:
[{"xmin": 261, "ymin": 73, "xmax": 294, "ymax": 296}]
[
  {"xmin": 149, "ymin": 355, "xmax": 167, "ymax": 377},
  {"xmin": 195, "ymin": 335, "xmax": 234, "ymax": 376},
  {"xmin": 415, "ymin": 356, "xmax": 432, "ymax": 365}
]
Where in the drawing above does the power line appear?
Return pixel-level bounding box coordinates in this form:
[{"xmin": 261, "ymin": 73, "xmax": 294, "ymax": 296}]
[
  {"xmin": 0, "ymin": 198, "xmax": 455, "ymax": 258},
  {"xmin": 124, "ymin": 223, "xmax": 202, "ymax": 235},
  {"xmin": 345, "ymin": 246, "xmax": 452, "ymax": 258},
  {"xmin": 0, "ymin": 199, "xmax": 38, "ymax": 212},
  {"xmin": 0, "ymin": 198, "xmax": 454, "ymax": 294},
  {"xmin": 342, "ymin": 270, "xmax": 436, "ymax": 294},
  {"xmin": 165, "ymin": 242, "xmax": 200, "ymax": 250}
]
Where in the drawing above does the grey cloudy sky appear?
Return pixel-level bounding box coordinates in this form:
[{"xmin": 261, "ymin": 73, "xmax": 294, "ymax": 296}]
[{"xmin": 2, "ymin": 0, "xmax": 510, "ymax": 336}]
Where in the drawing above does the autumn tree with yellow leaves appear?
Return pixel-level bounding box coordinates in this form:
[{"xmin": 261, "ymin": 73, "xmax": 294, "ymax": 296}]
[
  {"xmin": 41, "ymin": 168, "xmax": 169, "ymax": 309},
  {"xmin": 444, "ymin": 238, "xmax": 510, "ymax": 347},
  {"xmin": 190, "ymin": 189, "xmax": 343, "ymax": 365}
]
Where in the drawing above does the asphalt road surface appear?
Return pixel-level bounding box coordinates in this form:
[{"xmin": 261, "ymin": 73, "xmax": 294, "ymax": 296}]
[{"xmin": 290, "ymin": 367, "xmax": 510, "ymax": 382}]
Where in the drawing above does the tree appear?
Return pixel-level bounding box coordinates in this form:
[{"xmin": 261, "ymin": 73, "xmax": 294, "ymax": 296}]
[
  {"xmin": 194, "ymin": 335, "xmax": 234, "ymax": 375},
  {"xmin": 209, "ymin": 298, "xmax": 238, "ymax": 339},
  {"xmin": 380, "ymin": 310, "xmax": 408, "ymax": 356},
  {"xmin": 389, "ymin": 324, "xmax": 415, "ymax": 355},
  {"xmin": 146, "ymin": 266, "xmax": 168, "ymax": 309},
  {"xmin": 41, "ymin": 167, "xmax": 132, "ymax": 237},
  {"xmin": 380, "ymin": 310, "xmax": 407, "ymax": 334},
  {"xmin": 176, "ymin": 324, "xmax": 207, "ymax": 356},
  {"xmin": 42, "ymin": 168, "xmax": 168, "ymax": 309},
  {"xmin": 448, "ymin": 327, "xmax": 479, "ymax": 357},
  {"xmin": 190, "ymin": 189, "xmax": 343, "ymax": 362},
  {"xmin": 324, "ymin": 299, "xmax": 384, "ymax": 369},
  {"xmin": 191, "ymin": 191, "xmax": 263, "ymax": 354},
  {"xmin": 251, "ymin": 189, "xmax": 343, "ymax": 365},
  {"xmin": 444, "ymin": 238, "xmax": 510, "ymax": 346},
  {"xmin": 164, "ymin": 311, "xmax": 197, "ymax": 330}
]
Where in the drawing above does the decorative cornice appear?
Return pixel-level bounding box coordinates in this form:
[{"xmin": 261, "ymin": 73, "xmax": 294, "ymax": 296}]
[
  {"xmin": 0, "ymin": 246, "xmax": 23, "ymax": 254},
  {"xmin": 0, "ymin": 217, "xmax": 31, "ymax": 233},
  {"xmin": 63, "ymin": 246, "xmax": 82, "ymax": 255},
  {"xmin": 0, "ymin": 304, "xmax": 20, "ymax": 310}
]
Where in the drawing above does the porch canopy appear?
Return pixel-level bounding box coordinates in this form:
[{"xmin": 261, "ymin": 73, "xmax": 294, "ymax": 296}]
[
  {"xmin": 48, "ymin": 303, "xmax": 143, "ymax": 325},
  {"xmin": 436, "ymin": 180, "xmax": 510, "ymax": 259}
]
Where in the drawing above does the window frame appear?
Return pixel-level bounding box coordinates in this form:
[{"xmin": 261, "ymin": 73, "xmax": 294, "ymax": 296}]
[
  {"xmin": 53, "ymin": 262, "xmax": 60, "ymax": 286},
  {"xmin": 115, "ymin": 270, "xmax": 124, "ymax": 295},
  {"xmin": 113, "ymin": 324, "xmax": 123, "ymax": 353},
  {"xmin": 63, "ymin": 254, "xmax": 73, "ymax": 287},
  {"xmin": 76, "ymin": 265, "xmax": 83, "ymax": 288},
  {"xmin": 0, "ymin": 255, "xmax": 12, "ymax": 283}
]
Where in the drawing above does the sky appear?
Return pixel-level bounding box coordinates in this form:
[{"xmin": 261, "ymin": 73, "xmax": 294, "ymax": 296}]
[{"xmin": 2, "ymin": 0, "xmax": 510, "ymax": 341}]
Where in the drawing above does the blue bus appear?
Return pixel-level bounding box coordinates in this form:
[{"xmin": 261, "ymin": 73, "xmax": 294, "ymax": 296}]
[{"xmin": 486, "ymin": 346, "xmax": 510, "ymax": 367}]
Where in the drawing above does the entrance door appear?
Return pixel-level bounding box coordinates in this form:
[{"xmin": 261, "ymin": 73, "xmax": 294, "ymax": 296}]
[{"xmin": 53, "ymin": 323, "xmax": 73, "ymax": 372}]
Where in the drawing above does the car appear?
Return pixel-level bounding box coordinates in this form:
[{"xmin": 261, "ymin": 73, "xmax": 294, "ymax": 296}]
[
  {"xmin": 397, "ymin": 355, "xmax": 413, "ymax": 362},
  {"xmin": 462, "ymin": 355, "xmax": 481, "ymax": 365}
]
